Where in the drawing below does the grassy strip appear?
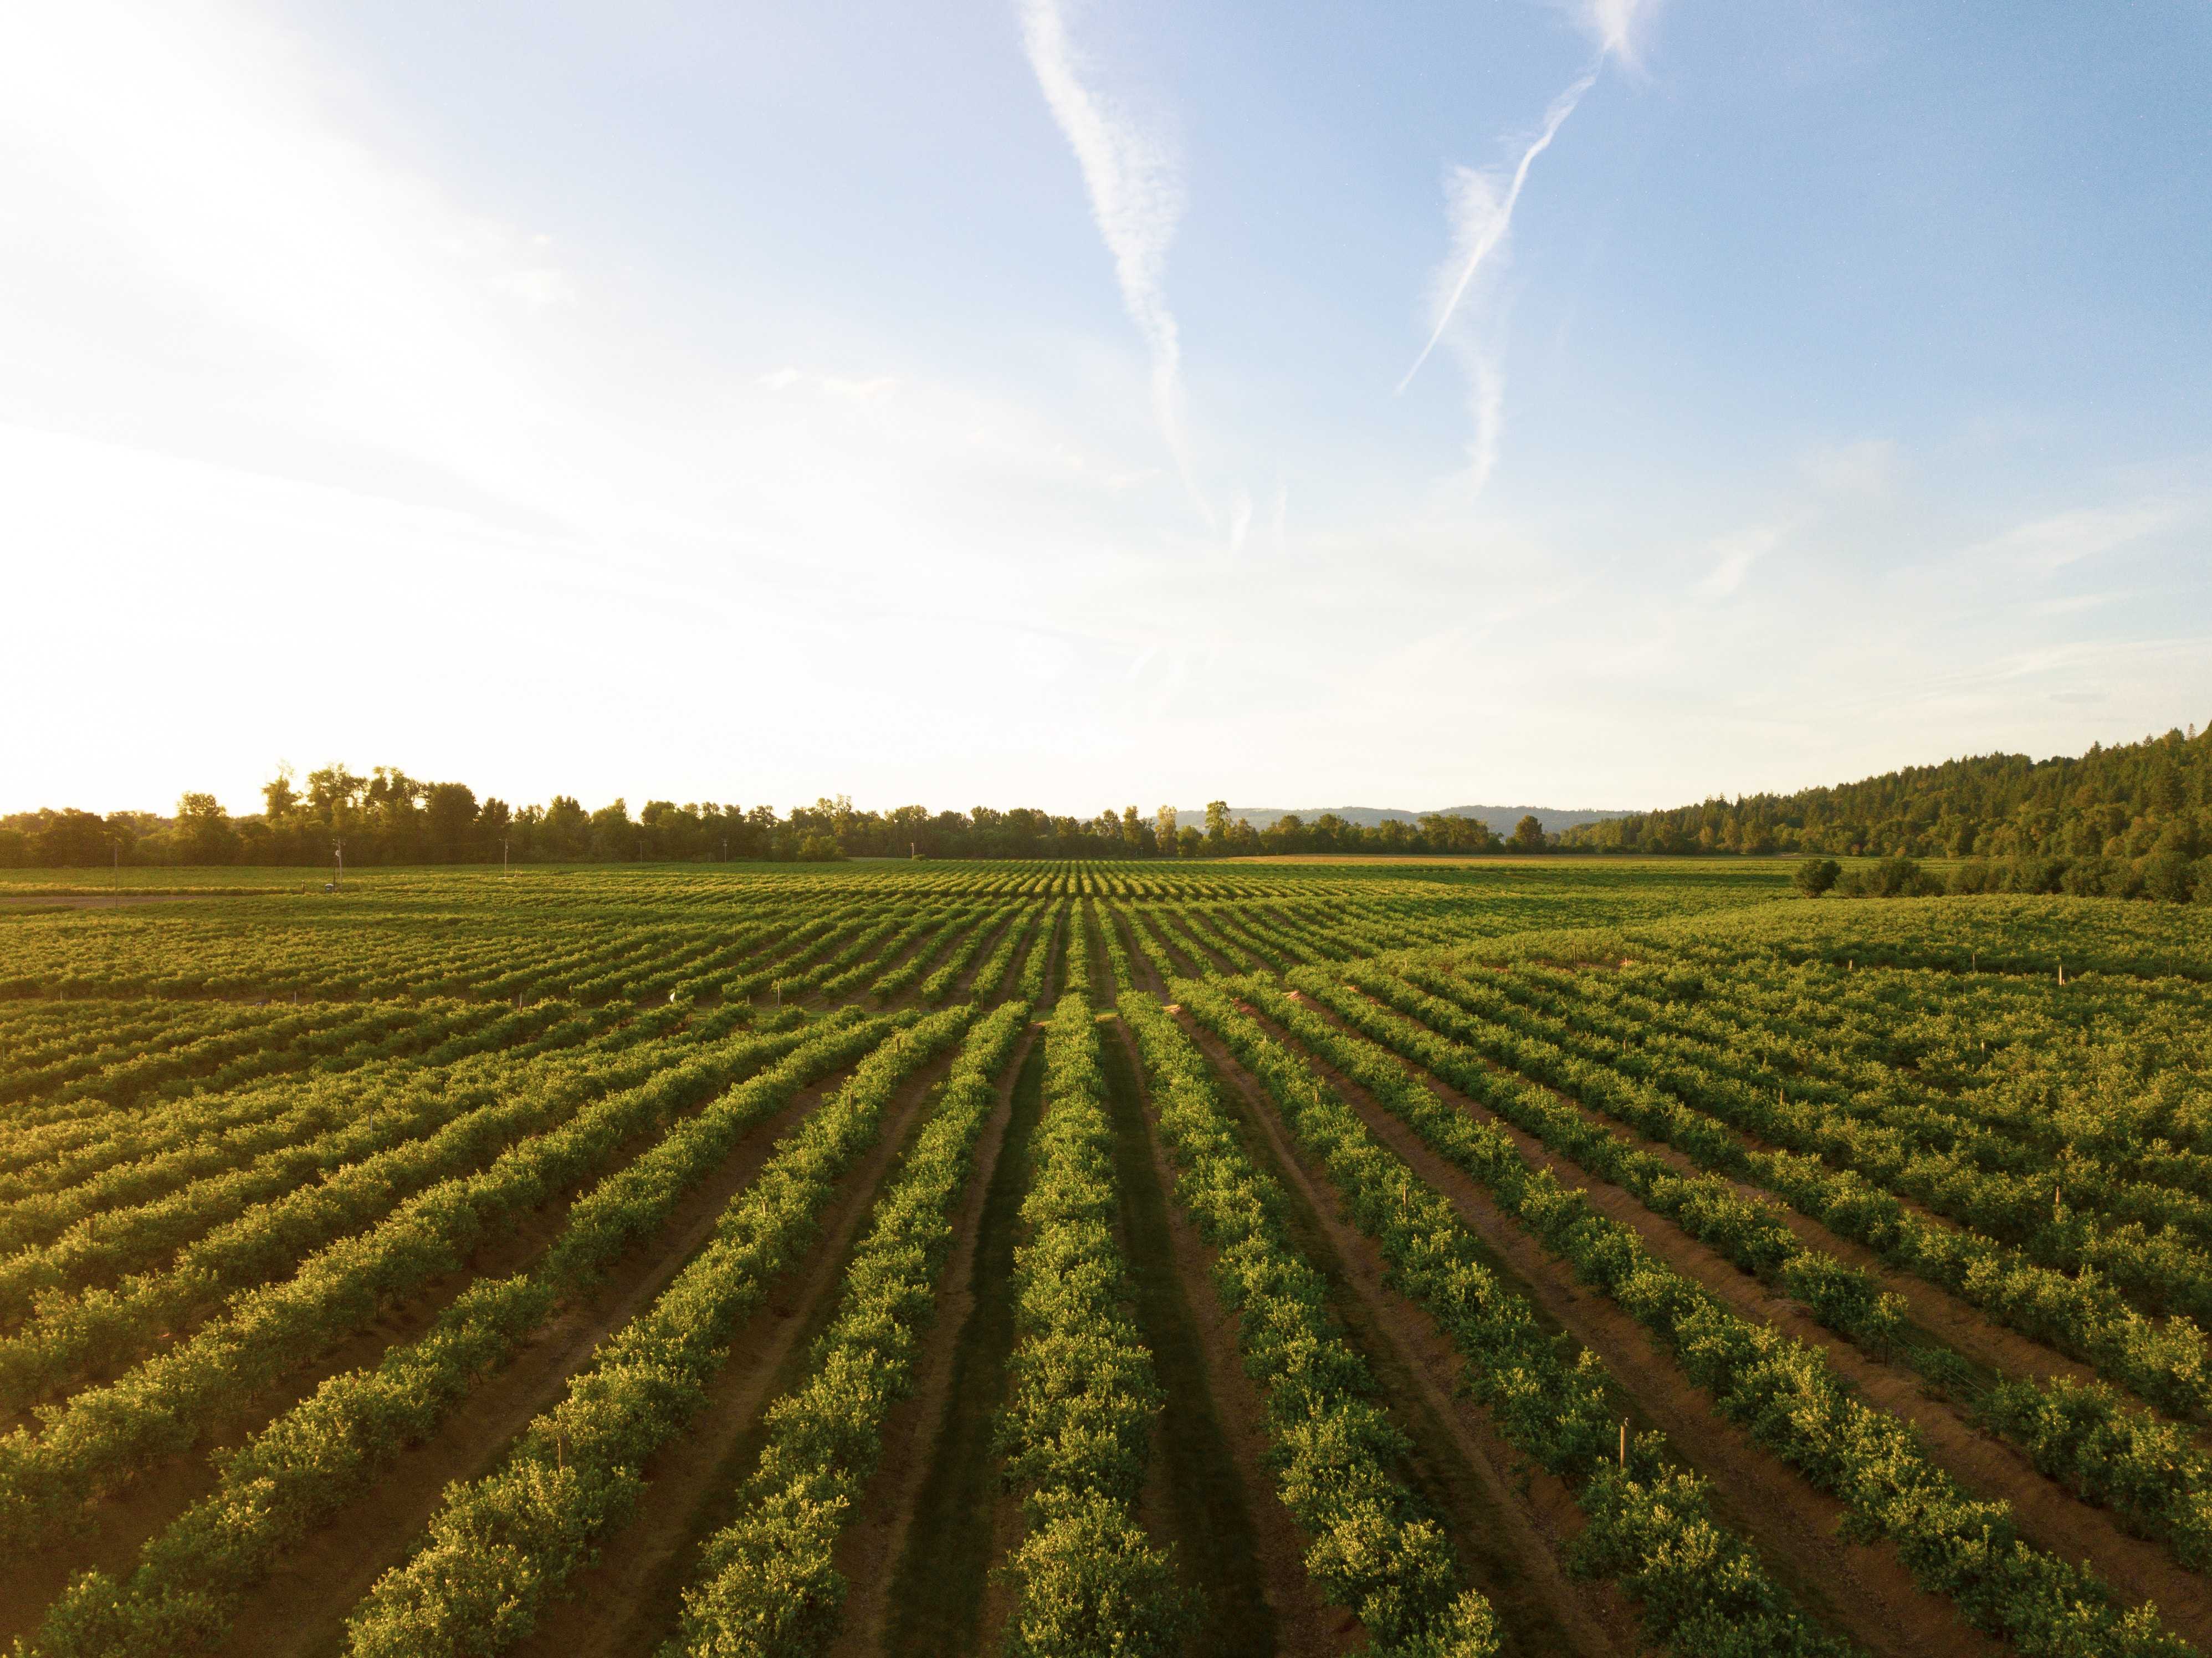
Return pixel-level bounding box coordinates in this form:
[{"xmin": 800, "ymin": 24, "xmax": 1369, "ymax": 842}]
[
  {"xmin": 340, "ymin": 1005, "xmax": 977, "ymax": 1657},
  {"xmin": 1119, "ymin": 992, "xmax": 1498, "ymax": 1657},
  {"xmin": 656, "ymin": 1000, "xmax": 1031, "ymax": 1655}
]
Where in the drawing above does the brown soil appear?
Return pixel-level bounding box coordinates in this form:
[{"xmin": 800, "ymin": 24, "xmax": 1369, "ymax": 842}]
[
  {"xmin": 496, "ymin": 1045, "xmax": 967, "ymax": 1658},
  {"xmin": 1247, "ymin": 1006, "xmax": 2005, "ymax": 1658},
  {"xmin": 950, "ymin": 909, "xmax": 1028, "ymax": 1001},
  {"xmin": 202, "ymin": 1058, "xmax": 892, "ymax": 1658},
  {"xmin": 1109, "ymin": 907, "xmax": 1170, "ymax": 998},
  {"xmin": 827, "ymin": 1026, "xmax": 1034, "ymax": 1657},
  {"xmin": 1106, "ymin": 1018, "xmax": 1358, "ymax": 1658},
  {"xmin": 1288, "ymin": 995, "xmax": 2212, "ymax": 1644},
  {"xmin": 1171, "ymin": 1011, "xmax": 1636, "ymax": 1658}
]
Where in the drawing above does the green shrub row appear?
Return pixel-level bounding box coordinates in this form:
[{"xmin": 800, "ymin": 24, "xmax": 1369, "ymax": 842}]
[
  {"xmin": 996, "ymin": 993, "xmax": 1186, "ymax": 1658},
  {"xmin": 658, "ymin": 999, "xmax": 1031, "ymax": 1656},
  {"xmin": 1473, "ymin": 963, "xmax": 2212, "ymax": 1307},
  {"xmin": 0, "ymin": 1012, "xmax": 813, "ymax": 1550},
  {"xmin": 341, "ymin": 1004, "xmax": 977, "ymax": 1657},
  {"xmin": 18, "ymin": 1010, "xmax": 890, "ymax": 1656},
  {"xmin": 1117, "ymin": 992, "xmax": 1498, "ymax": 1657},
  {"xmin": 1234, "ymin": 979, "xmax": 2194, "ymax": 1658},
  {"xmin": 1172, "ymin": 980, "xmax": 1852, "ymax": 1658},
  {"xmin": 0, "ymin": 1011, "xmax": 781, "ymax": 1409},
  {"xmin": 921, "ymin": 902, "xmax": 1026, "ymax": 1002},
  {"xmin": 1378, "ymin": 963, "xmax": 2212, "ymax": 1421}
]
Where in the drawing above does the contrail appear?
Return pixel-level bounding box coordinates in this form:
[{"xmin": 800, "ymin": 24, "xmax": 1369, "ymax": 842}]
[
  {"xmin": 1018, "ymin": 0, "xmax": 1212, "ymax": 526},
  {"xmin": 1396, "ymin": 68, "xmax": 1595, "ymax": 395}
]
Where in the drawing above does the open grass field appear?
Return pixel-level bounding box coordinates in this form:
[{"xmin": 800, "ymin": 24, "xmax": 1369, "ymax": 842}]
[{"xmin": 1, "ymin": 859, "xmax": 2209, "ymax": 1658}]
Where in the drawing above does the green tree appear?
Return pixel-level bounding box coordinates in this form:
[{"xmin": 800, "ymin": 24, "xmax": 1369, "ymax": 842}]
[
  {"xmin": 261, "ymin": 763, "xmax": 299, "ymax": 820},
  {"xmin": 1155, "ymin": 805, "xmax": 1178, "ymax": 853},
  {"xmin": 1792, "ymin": 856, "xmax": 1841, "ymax": 897},
  {"xmin": 1204, "ymin": 800, "xmax": 1230, "ymax": 848},
  {"xmin": 1509, "ymin": 814, "xmax": 1547, "ymax": 852}
]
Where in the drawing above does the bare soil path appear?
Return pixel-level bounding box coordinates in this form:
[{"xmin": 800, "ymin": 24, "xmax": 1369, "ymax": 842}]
[
  {"xmin": 827, "ymin": 1025, "xmax": 1035, "ymax": 1657},
  {"xmin": 1104, "ymin": 1016, "xmax": 1355, "ymax": 1658},
  {"xmin": 877, "ymin": 1041, "xmax": 1047, "ymax": 1658},
  {"xmin": 1095, "ymin": 1021, "xmax": 1280, "ymax": 1655}
]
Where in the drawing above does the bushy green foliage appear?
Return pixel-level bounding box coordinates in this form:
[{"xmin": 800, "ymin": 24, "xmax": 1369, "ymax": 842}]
[
  {"xmin": 1119, "ymin": 992, "xmax": 1498, "ymax": 1656},
  {"xmin": 340, "ymin": 1007, "xmax": 976, "ymax": 1657},
  {"xmin": 659, "ymin": 1000, "xmax": 1030, "ymax": 1657},
  {"xmin": 1174, "ymin": 980, "xmax": 1849, "ymax": 1657},
  {"xmin": 995, "ymin": 994, "xmax": 1189, "ymax": 1656}
]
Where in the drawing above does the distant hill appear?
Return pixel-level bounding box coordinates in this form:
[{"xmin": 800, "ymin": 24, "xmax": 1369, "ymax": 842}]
[
  {"xmin": 1553, "ymin": 723, "xmax": 2209, "ymax": 858},
  {"xmin": 1174, "ymin": 805, "xmax": 1631, "ymax": 836}
]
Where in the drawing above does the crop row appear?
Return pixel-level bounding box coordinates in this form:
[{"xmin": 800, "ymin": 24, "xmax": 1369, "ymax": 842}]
[
  {"xmin": 1277, "ymin": 971, "xmax": 2212, "ymax": 1573},
  {"xmin": 23, "ymin": 1008, "xmax": 905, "ymax": 1656},
  {"xmin": 995, "ymin": 993, "xmax": 1186, "ymax": 1656},
  {"xmin": 1171, "ymin": 980, "xmax": 1853, "ymax": 1657},
  {"xmin": 1118, "ymin": 992, "xmax": 1499, "ymax": 1656},
  {"xmin": 659, "ymin": 998, "xmax": 1032, "ymax": 1656},
  {"xmin": 1371, "ymin": 961, "xmax": 2212, "ymax": 1422},
  {"xmin": 340, "ymin": 1004, "xmax": 977, "ymax": 1656},
  {"xmin": 0, "ymin": 1009, "xmax": 846, "ymax": 1549},
  {"xmin": 1227, "ymin": 976, "xmax": 2194, "ymax": 1657}
]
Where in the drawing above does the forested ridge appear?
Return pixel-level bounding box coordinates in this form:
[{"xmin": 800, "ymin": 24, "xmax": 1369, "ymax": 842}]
[{"xmin": 1560, "ymin": 724, "xmax": 2210, "ymax": 861}]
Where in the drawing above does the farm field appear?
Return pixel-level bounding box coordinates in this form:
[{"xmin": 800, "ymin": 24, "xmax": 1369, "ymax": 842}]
[{"xmin": 1, "ymin": 860, "xmax": 2209, "ymax": 1658}]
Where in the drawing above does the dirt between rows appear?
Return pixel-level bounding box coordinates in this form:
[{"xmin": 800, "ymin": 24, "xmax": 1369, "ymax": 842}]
[
  {"xmin": 1112, "ymin": 908, "xmax": 1171, "ymax": 999},
  {"xmin": 1172, "ymin": 1010, "xmax": 1637, "ymax": 1658},
  {"xmin": 1287, "ymin": 992, "xmax": 2212, "ymax": 1646},
  {"xmin": 1217, "ymin": 1000, "xmax": 1997, "ymax": 1658},
  {"xmin": 1106, "ymin": 1017, "xmax": 1374, "ymax": 1658},
  {"xmin": 209, "ymin": 1053, "xmax": 912, "ymax": 1658},
  {"xmin": 827, "ymin": 1025, "xmax": 1035, "ymax": 1657}
]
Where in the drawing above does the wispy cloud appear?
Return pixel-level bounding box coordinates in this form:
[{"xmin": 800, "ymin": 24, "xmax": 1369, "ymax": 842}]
[
  {"xmin": 1401, "ymin": 0, "xmax": 1661, "ymax": 496},
  {"xmin": 1967, "ymin": 500, "xmax": 2186, "ymax": 574},
  {"xmin": 1399, "ymin": 71, "xmax": 1595, "ymax": 396},
  {"xmin": 1018, "ymin": 0, "xmax": 1210, "ymax": 525},
  {"xmin": 1694, "ymin": 518, "xmax": 1797, "ymax": 601}
]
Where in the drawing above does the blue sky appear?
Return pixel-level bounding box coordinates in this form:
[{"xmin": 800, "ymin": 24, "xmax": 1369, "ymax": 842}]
[{"xmin": 3, "ymin": 0, "xmax": 2207, "ymax": 817}]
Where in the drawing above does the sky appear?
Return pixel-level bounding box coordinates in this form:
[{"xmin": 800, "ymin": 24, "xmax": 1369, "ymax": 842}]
[{"xmin": 3, "ymin": 0, "xmax": 2208, "ymax": 819}]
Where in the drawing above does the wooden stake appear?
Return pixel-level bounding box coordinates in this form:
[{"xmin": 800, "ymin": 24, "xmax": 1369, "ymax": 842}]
[{"xmin": 1620, "ymin": 1420, "xmax": 1627, "ymax": 1470}]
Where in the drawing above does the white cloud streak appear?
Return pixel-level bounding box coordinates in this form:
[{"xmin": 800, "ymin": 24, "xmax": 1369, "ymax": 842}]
[
  {"xmin": 1401, "ymin": 0, "xmax": 1662, "ymax": 499},
  {"xmin": 1018, "ymin": 0, "xmax": 1211, "ymax": 525},
  {"xmin": 1399, "ymin": 70, "xmax": 1595, "ymax": 395}
]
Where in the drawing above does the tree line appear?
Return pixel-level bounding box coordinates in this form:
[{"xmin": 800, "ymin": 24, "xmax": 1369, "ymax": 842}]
[
  {"xmin": 0, "ymin": 764, "xmax": 1532, "ymax": 867},
  {"xmin": 1559, "ymin": 724, "xmax": 2210, "ymax": 864}
]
